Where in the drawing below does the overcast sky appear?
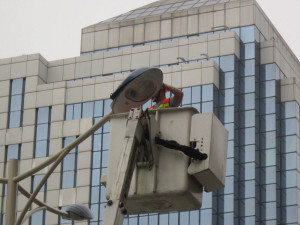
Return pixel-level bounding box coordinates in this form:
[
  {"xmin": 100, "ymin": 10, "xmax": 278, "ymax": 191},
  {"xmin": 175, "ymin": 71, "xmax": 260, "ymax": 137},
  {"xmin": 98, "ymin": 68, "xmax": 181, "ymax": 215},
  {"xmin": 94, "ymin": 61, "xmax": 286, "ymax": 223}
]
[{"xmin": 0, "ymin": 0, "xmax": 299, "ymax": 62}]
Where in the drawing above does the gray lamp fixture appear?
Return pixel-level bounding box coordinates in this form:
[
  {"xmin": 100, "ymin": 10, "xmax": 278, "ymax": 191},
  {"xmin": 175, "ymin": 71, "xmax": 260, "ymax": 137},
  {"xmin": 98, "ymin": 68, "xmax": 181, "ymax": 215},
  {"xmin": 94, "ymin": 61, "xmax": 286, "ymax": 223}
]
[
  {"xmin": 64, "ymin": 204, "xmax": 94, "ymax": 220},
  {"xmin": 110, "ymin": 67, "xmax": 163, "ymax": 113}
]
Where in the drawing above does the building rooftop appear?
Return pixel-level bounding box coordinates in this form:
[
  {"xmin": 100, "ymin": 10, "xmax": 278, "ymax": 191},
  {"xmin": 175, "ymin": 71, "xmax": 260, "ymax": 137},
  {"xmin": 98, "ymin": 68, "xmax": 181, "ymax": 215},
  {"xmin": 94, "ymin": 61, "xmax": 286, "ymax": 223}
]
[{"xmin": 98, "ymin": 0, "xmax": 238, "ymax": 24}]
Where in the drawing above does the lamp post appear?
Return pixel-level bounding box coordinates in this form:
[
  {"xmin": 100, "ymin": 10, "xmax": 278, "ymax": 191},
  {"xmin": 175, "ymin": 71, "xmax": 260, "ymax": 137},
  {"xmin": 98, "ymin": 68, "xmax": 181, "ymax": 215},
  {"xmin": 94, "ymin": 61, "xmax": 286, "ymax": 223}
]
[
  {"xmin": 0, "ymin": 67, "xmax": 164, "ymax": 225},
  {"xmin": 0, "ymin": 112, "xmax": 112, "ymax": 225}
]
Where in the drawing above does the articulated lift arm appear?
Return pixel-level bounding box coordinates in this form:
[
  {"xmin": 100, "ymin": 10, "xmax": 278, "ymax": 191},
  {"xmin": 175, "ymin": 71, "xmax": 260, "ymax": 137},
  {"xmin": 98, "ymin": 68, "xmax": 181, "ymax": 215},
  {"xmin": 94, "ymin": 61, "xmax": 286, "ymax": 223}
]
[{"xmin": 102, "ymin": 108, "xmax": 144, "ymax": 225}]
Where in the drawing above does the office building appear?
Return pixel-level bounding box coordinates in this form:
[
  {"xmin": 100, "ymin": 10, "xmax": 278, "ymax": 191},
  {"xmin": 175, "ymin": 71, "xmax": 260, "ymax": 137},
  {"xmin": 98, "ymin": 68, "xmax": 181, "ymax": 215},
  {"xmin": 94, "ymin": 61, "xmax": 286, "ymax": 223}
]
[{"xmin": 1, "ymin": 0, "xmax": 300, "ymax": 224}]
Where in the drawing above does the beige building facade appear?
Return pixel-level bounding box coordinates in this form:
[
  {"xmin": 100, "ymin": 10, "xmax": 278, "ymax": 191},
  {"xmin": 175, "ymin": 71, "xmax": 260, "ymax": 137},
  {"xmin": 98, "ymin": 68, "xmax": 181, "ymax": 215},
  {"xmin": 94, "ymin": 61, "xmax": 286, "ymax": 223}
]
[{"xmin": 1, "ymin": 0, "xmax": 300, "ymax": 224}]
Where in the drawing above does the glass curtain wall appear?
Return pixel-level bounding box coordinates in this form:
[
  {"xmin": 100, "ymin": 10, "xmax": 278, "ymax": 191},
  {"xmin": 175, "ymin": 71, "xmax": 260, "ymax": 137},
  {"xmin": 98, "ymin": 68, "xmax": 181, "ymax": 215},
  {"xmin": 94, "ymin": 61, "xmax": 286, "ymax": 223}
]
[{"xmin": 61, "ymin": 25, "xmax": 299, "ymax": 225}]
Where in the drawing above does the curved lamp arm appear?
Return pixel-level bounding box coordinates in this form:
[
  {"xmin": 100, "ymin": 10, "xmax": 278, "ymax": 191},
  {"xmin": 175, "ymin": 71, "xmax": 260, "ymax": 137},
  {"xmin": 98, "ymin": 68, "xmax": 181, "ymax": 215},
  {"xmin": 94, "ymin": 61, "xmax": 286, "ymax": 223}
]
[
  {"xmin": 21, "ymin": 206, "xmax": 47, "ymax": 225},
  {"xmin": 16, "ymin": 111, "xmax": 112, "ymax": 225},
  {"xmin": 18, "ymin": 185, "xmax": 68, "ymax": 217}
]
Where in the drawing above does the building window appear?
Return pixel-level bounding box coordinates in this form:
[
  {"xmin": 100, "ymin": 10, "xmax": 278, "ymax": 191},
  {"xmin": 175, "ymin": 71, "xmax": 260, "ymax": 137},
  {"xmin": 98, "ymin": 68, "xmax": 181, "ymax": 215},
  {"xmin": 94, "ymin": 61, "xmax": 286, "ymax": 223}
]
[
  {"xmin": 8, "ymin": 78, "xmax": 25, "ymax": 128},
  {"xmin": 34, "ymin": 107, "xmax": 51, "ymax": 158},
  {"xmin": 30, "ymin": 175, "xmax": 46, "ymax": 225},
  {"xmin": 61, "ymin": 136, "xmax": 78, "ymax": 189},
  {"xmin": 32, "ymin": 174, "xmax": 47, "ymax": 192},
  {"xmin": 30, "ymin": 210, "xmax": 45, "ymax": 225},
  {"xmin": 5, "ymin": 144, "xmax": 21, "ymax": 162}
]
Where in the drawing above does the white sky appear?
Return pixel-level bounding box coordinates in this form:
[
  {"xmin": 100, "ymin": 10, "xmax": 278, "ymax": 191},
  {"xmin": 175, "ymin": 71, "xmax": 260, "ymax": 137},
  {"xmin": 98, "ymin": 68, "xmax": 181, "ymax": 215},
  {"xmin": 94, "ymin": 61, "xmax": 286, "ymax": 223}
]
[{"xmin": 0, "ymin": 0, "xmax": 299, "ymax": 62}]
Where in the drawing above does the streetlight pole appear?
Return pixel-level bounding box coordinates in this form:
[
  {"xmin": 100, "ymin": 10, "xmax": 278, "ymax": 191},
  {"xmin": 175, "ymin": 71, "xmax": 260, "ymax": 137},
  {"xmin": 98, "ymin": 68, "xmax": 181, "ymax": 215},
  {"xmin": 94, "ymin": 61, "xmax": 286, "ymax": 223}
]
[
  {"xmin": 0, "ymin": 112, "xmax": 111, "ymax": 225},
  {"xmin": 5, "ymin": 159, "xmax": 18, "ymax": 225}
]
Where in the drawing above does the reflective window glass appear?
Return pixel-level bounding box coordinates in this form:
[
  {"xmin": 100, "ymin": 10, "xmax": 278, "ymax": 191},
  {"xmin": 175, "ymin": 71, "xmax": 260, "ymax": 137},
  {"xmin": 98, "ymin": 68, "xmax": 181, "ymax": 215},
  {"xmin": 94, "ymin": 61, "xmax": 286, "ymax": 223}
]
[
  {"xmin": 202, "ymin": 102, "xmax": 213, "ymax": 113},
  {"xmin": 244, "ymin": 198, "xmax": 255, "ymax": 216},
  {"xmin": 62, "ymin": 136, "xmax": 77, "ymax": 189},
  {"xmin": 282, "ymin": 102, "xmax": 296, "ymax": 118},
  {"xmin": 261, "ymin": 64, "xmax": 276, "ymax": 81},
  {"xmin": 260, "ymin": 97, "xmax": 275, "ymax": 114},
  {"xmin": 241, "ymin": 76, "xmax": 255, "ymax": 93},
  {"xmin": 159, "ymin": 214, "xmax": 168, "ymax": 224},
  {"xmin": 284, "ymin": 153, "xmax": 297, "ymax": 170},
  {"xmin": 61, "ymin": 171, "xmax": 75, "ymax": 189},
  {"xmin": 90, "ymin": 204, "xmax": 99, "ymax": 222},
  {"xmin": 103, "ymin": 121, "xmax": 110, "ymax": 133},
  {"xmin": 94, "ymin": 100, "xmax": 103, "ymax": 117},
  {"xmin": 241, "ymin": 26, "xmax": 255, "ymax": 43},
  {"xmin": 93, "ymin": 134, "xmax": 102, "ymax": 151},
  {"xmin": 242, "ymin": 59, "xmax": 255, "ymax": 76},
  {"xmin": 285, "ymin": 206, "xmax": 298, "ymax": 223},
  {"xmin": 284, "ymin": 170, "xmax": 297, "ymax": 188},
  {"xmin": 241, "ymin": 43, "xmax": 255, "ymax": 60},
  {"xmin": 265, "ymin": 131, "xmax": 276, "ymax": 149},
  {"xmin": 102, "ymin": 133, "xmax": 110, "ymax": 150},
  {"xmin": 241, "ymin": 110, "xmax": 255, "ymax": 127},
  {"xmin": 104, "ymin": 99, "xmax": 112, "ymax": 115},
  {"xmin": 191, "ymin": 86, "xmax": 201, "ymax": 103},
  {"xmin": 6, "ymin": 144, "xmax": 20, "ymax": 161},
  {"xmin": 220, "ymin": 55, "xmax": 234, "ymax": 72},
  {"xmin": 30, "ymin": 210, "xmax": 44, "ymax": 225},
  {"xmin": 169, "ymin": 212, "xmax": 178, "ymax": 225},
  {"xmin": 261, "ymin": 80, "xmax": 275, "ymax": 97},
  {"xmin": 10, "ymin": 95, "xmax": 22, "ymax": 111},
  {"xmin": 202, "ymin": 85, "xmax": 213, "ymax": 102},
  {"xmin": 36, "ymin": 124, "xmax": 49, "ymax": 140},
  {"xmin": 282, "ymin": 118, "xmax": 297, "ymax": 135},
  {"xmin": 223, "ymin": 89, "xmax": 234, "ymax": 106},
  {"xmin": 11, "ymin": 78, "xmax": 23, "ymax": 95},
  {"xmin": 94, "ymin": 117, "xmax": 102, "ymax": 134},
  {"xmin": 9, "ymin": 111, "xmax": 21, "ymax": 128},
  {"xmin": 282, "ymin": 135, "xmax": 297, "ymax": 153},
  {"xmin": 244, "ymin": 127, "xmax": 255, "ymax": 145},
  {"xmin": 182, "ymin": 87, "xmax": 191, "ymax": 105},
  {"xmin": 65, "ymin": 104, "xmax": 73, "ymax": 120},
  {"xmin": 73, "ymin": 103, "xmax": 82, "ymax": 119},
  {"xmin": 180, "ymin": 211, "xmax": 189, "ymax": 224},
  {"xmin": 99, "ymin": 203, "xmax": 106, "ymax": 221},
  {"xmin": 100, "ymin": 185, "xmax": 106, "ymax": 203},
  {"xmin": 91, "ymin": 169, "xmax": 100, "ymax": 186},
  {"xmin": 224, "ymin": 176, "xmax": 234, "ymax": 194},
  {"xmin": 242, "ymin": 93, "xmax": 255, "ymax": 110},
  {"xmin": 101, "ymin": 151, "xmax": 108, "ymax": 168},
  {"xmin": 37, "ymin": 107, "xmax": 50, "ymax": 124},
  {"xmin": 35, "ymin": 140, "xmax": 48, "ymax": 158},
  {"xmin": 190, "ymin": 210, "xmax": 199, "ymax": 225},
  {"xmin": 264, "ymin": 167, "xmax": 276, "ymax": 184},
  {"xmin": 285, "ymin": 188, "xmax": 297, "ymax": 205},
  {"xmin": 91, "ymin": 186, "xmax": 100, "ymax": 204},
  {"xmin": 200, "ymin": 209, "xmax": 212, "ymax": 224},
  {"xmin": 92, "ymin": 151, "xmax": 101, "ymax": 168},
  {"xmin": 32, "ymin": 174, "xmax": 46, "ymax": 192},
  {"xmin": 244, "ymin": 180, "xmax": 255, "ymax": 198},
  {"xmin": 223, "ymin": 106, "xmax": 234, "ymax": 123},
  {"xmin": 260, "ymin": 114, "xmax": 276, "ymax": 132},
  {"xmin": 9, "ymin": 78, "xmax": 25, "ymax": 128},
  {"xmin": 64, "ymin": 136, "xmax": 76, "ymax": 146},
  {"xmin": 223, "ymin": 72, "xmax": 234, "ymax": 89},
  {"xmin": 63, "ymin": 154, "xmax": 76, "ymax": 171},
  {"xmin": 82, "ymin": 102, "xmax": 94, "ymax": 118}
]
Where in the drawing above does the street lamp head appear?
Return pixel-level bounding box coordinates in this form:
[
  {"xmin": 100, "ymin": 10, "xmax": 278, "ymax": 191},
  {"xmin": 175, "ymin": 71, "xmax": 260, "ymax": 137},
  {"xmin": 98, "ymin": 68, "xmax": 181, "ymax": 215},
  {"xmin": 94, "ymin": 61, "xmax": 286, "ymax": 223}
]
[
  {"xmin": 63, "ymin": 204, "xmax": 93, "ymax": 220},
  {"xmin": 110, "ymin": 67, "xmax": 163, "ymax": 113}
]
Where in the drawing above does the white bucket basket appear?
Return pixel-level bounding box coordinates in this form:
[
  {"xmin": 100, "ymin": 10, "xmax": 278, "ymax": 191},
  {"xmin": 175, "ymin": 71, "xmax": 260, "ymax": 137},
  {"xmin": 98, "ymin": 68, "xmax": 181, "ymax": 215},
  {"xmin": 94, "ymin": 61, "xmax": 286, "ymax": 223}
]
[{"xmin": 102, "ymin": 107, "xmax": 228, "ymax": 214}]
